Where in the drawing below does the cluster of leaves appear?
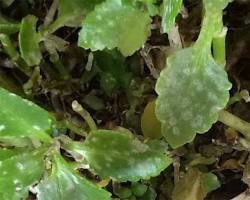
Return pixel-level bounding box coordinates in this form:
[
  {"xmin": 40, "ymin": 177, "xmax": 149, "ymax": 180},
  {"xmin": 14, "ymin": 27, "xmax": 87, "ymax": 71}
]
[
  {"xmin": 0, "ymin": 88, "xmax": 172, "ymax": 199},
  {"xmin": 0, "ymin": 0, "xmax": 238, "ymax": 199}
]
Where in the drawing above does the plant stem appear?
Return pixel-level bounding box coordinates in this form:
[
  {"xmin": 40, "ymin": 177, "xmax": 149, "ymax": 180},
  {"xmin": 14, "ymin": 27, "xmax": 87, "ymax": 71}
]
[
  {"xmin": 212, "ymin": 27, "xmax": 228, "ymax": 66},
  {"xmin": 218, "ymin": 110, "xmax": 250, "ymax": 141},
  {"xmin": 72, "ymin": 100, "xmax": 97, "ymax": 131}
]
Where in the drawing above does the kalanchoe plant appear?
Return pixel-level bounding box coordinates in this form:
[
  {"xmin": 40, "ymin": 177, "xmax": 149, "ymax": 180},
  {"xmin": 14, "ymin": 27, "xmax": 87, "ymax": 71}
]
[{"xmin": 0, "ymin": 88, "xmax": 171, "ymax": 199}]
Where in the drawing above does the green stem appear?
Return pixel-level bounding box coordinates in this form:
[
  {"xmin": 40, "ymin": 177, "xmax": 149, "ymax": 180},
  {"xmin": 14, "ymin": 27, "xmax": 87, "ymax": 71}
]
[
  {"xmin": 218, "ymin": 110, "xmax": 250, "ymax": 141},
  {"xmin": 72, "ymin": 100, "xmax": 97, "ymax": 131},
  {"xmin": 64, "ymin": 119, "xmax": 88, "ymax": 137},
  {"xmin": 0, "ymin": 34, "xmax": 31, "ymax": 76},
  {"xmin": 212, "ymin": 27, "xmax": 227, "ymax": 66}
]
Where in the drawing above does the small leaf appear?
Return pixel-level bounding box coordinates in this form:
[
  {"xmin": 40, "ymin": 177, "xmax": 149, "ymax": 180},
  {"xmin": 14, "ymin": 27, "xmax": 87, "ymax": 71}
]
[
  {"xmin": 36, "ymin": 154, "xmax": 111, "ymax": 200},
  {"xmin": 19, "ymin": 15, "xmax": 42, "ymax": 66},
  {"xmin": 78, "ymin": 0, "xmax": 151, "ymax": 56},
  {"xmin": 0, "ymin": 148, "xmax": 45, "ymax": 200},
  {"xmin": 141, "ymin": 100, "xmax": 162, "ymax": 139},
  {"xmin": 161, "ymin": 0, "xmax": 182, "ymax": 33},
  {"xmin": 65, "ymin": 130, "xmax": 172, "ymax": 182},
  {"xmin": 172, "ymin": 168, "xmax": 220, "ymax": 200},
  {"xmin": 0, "ymin": 88, "xmax": 52, "ymax": 143},
  {"xmin": 201, "ymin": 173, "xmax": 220, "ymax": 194},
  {"xmin": 172, "ymin": 168, "xmax": 204, "ymax": 200}
]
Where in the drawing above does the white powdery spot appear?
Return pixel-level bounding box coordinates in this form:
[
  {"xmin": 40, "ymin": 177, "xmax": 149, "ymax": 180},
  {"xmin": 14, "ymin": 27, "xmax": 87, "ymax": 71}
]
[
  {"xmin": 182, "ymin": 98, "xmax": 191, "ymax": 107},
  {"xmin": 173, "ymin": 127, "xmax": 180, "ymax": 136},
  {"xmin": 16, "ymin": 162, "xmax": 25, "ymax": 170},
  {"xmin": 13, "ymin": 179, "xmax": 20, "ymax": 184},
  {"xmin": 132, "ymin": 139, "xmax": 148, "ymax": 153},
  {"xmin": 2, "ymin": 171, "xmax": 7, "ymax": 175},
  {"xmin": 182, "ymin": 110, "xmax": 193, "ymax": 120},
  {"xmin": 15, "ymin": 187, "xmax": 22, "ymax": 191},
  {"xmin": 33, "ymin": 125, "xmax": 41, "ymax": 131},
  {"xmin": 9, "ymin": 93, "xmax": 16, "ymax": 97},
  {"xmin": 96, "ymin": 15, "xmax": 102, "ymax": 20},
  {"xmin": 0, "ymin": 125, "xmax": 5, "ymax": 132},
  {"xmin": 169, "ymin": 117, "xmax": 177, "ymax": 126},
  {"xmin": 192, "ymin": 116, "xmax": 203, "ymax": 129}
]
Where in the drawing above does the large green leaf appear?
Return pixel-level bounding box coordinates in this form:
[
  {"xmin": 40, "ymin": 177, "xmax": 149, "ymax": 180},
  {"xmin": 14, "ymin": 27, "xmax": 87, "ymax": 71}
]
[
  {"xmin": 0, "ymin": 88, "xmax": 52, "ymax": 143},
  {"xmin": 19, "ymin": 15, "xmax": 42, "ymax": 66},
  {"xmin": 161, "ymin": 0, "xmax": 182, "ymax": 33},
  {"xmin": 155, "ymin": 0, "xmax": 231, "ymax": 148},
  {"xmin": 78, "ymin": 0, "xmax": 151, "ymax": 56},
  {"xmin": 36, "ymin": 154, "xmax": 111, "ymax": 200},
  {"xmin": 64, "ymin": 130, "xmax": 172, "ymax": 182},
  {"xmin": 0, "ymin": 148, "xmax": 45, "ymax": 200},
  {"xmin": 155, "ymin": 48, "xmax": 231, "ymax": 148}
]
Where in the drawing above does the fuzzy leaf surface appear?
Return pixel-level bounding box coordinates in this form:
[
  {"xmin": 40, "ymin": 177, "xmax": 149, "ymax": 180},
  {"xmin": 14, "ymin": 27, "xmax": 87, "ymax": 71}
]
[{"xmin": 78, "ymin": 0, "xmax": 151, "ymax": 56}]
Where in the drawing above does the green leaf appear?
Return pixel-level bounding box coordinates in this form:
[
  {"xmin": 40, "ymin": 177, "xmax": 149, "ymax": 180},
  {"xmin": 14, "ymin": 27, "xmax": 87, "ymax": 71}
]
[
  {"xmin": 0, "ymin": 88, "xmax": 52, "ymax": 143},
  {"xmin": 201, "ymin": 173, "xmax": 220, "ymax": 194},
  {"xmin": 172, "ymin": 168, "xmax": 220, "ymax": 200},
  {"xmin": 141, "ymin": 100, "xmax": 162, "ymax": 139},
  {"xmin": 94, "ymin": 50, "xmax": 133, "ymax": 95},
  {"xmin": 65, "ymin": 130, "xmax": 172, "ymax": 182},
  {"xmin": 161, "ymin": 0, "xmax": 182, "ymax": 33},
  {"xmin": 0, "ymin": 148, "xmax": 45, "ymax": 200},
  {"xmin": 0, "ymin": 148, "xmax": 19, "ymax": 161},
  {"xmin": 78, "ymin": 0, "xmax": 151, "ymax": 56},
  {"xmin": 19, "ymin": 15, "xmax": 42, "ymax": 66},
  {"xmin": 172, "ymin": 168, "xmax": 204, "ymax": 200},
  {"xmin": 0, "ymin": 14, "xmax": 20, "ymax": 34},
  {"xmin": 55, "ymin": 0, "xmax": 104, "ymax": 27},
  {"xmin": 155, "ymin": 48, "xmax": 231, "ymax": 148},
  {"xmin": 155, "ymin": 0, "xmax": 232, "ymax": 148},
  {"xmin": 36, "ymin": 154, "xmax": 111, "ymax": 200}
]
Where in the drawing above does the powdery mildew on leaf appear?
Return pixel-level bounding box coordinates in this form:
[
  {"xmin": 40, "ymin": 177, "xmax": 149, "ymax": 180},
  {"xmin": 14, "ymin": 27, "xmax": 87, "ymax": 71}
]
[
  {"xmin": 67, "ymin": 130, "xmax": 172, "ymax": 182},
  {"xmin": 155, "ymin": 48, "xmax": 231, "ymax": 148},
  {"xmin": 78, "ymin": 0, "xmax": 151, "ymax": 56}
]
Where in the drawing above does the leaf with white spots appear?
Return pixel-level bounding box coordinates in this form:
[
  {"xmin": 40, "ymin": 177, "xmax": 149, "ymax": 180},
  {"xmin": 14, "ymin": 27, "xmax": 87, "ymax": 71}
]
[
  {"xmin": 36, "ymin": 154, "xmax": 111, "ymax": 200},
  {"xmin": 64, "ymin": 130, "xmax": 172, "ymax": 182},
  {"xmin": 78, "ymin": 0, "xmax": 151, "ymax": 56},
  {"xmin": 155, "ymin": 0, "xmax": 231, "ymax": 148},
  {"xmin": 161, "ymin": 0, "xmax": 182, "ymax": 33},
  {"xmin": 0, "ymin": 88, "xmax": 52, "ymax": 144},
  {"xmin": 0, "ymin": 148, "xmax": 45, "ymax": 200}
]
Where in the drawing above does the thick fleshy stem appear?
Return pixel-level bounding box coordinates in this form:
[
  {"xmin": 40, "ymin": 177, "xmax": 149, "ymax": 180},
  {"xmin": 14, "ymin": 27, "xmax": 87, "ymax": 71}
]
[{"xmin": 218, "ymin": 110, "xmax": 250, "ymax": 141}]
